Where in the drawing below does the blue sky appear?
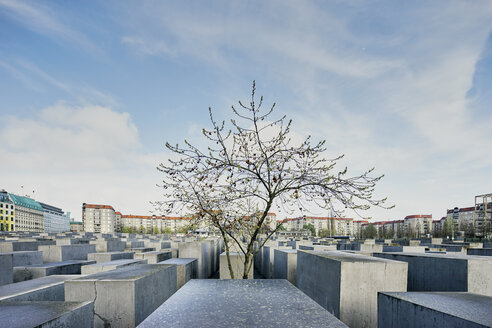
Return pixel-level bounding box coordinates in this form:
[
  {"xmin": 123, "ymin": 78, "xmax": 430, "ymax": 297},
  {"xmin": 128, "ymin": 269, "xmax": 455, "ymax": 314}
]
[{"xmin": 1, "ymin": 0, "xmax": 491, "ymax": 221}]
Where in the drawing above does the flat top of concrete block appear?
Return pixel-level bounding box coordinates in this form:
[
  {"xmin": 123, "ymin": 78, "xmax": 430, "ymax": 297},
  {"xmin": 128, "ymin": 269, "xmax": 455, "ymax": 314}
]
[
  {"xmin": 0, "ymin": 275, "xmax": 83, "ymax": 299},
  {"xmin": 138, "ymin": 280, "xmax": 347, "ymax": 328},
  {"xmin": 381, "ymin": 292, "xmax": 492, "ymax": 326},
  {"xmin": 16, "ymin": 260, "xmax": 94, "ymax": 268},
  {"xmin": 88, "ymin": 259, "xmax": 145, "ymax": 267},
  {"xmin": 375, "ymin": 252, "xmax": 491, "ymax": 261},
  {"xmin": 137, "ymin": 250, "xmax": 171, "ymax": 255},
  {"xmin": 304, "ymin": 250, "xmax": 403, "ymax": 264},
  {"xmin": 2, "ymin": 251, "xmax": 41, "ymax": 255},
  {"xmin": 276, "ymin": 249, "xmax": 297, "ymax": 254},
  {"xmin": 92, "ymin": 251, "xmax": 134, "ymax": 255},
  {"xmin": 0, "ymin": 301, "xmax": 92, "ymax": 328},
  {"xmin": 158, "ymin": 258, "xmax": 196, "ymax": 265},
  {"xmin": 72, "ymin": 263, "xmax": 174, "ymax": 281}
]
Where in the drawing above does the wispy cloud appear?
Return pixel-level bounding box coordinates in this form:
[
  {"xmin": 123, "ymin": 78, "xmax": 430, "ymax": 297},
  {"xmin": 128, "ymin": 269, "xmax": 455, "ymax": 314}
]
[{"xmin": 0, "ymin": 0, "xmax": 102, "ymax": 56}]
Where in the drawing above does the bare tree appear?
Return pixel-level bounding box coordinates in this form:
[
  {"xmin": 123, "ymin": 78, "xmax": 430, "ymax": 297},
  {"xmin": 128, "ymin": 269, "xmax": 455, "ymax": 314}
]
[{"xmin": 156, "ymin": 81, "xmax": 392, "ymax": 279}]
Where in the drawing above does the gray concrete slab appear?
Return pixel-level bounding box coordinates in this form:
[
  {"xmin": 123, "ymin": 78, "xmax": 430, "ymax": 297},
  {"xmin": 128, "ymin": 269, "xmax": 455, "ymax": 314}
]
[
  {"xmin": 373, "ymin": 252, "xmax": 492, "ymax": 297},
  {"xmin": 134, "ymin": 250, "xmax": 172, "ymax": 264},
  {"xmin": 0, "ymin": 301, "xmax": 93, "ymax": 328},
  {"xmin": 81, "ymin": 259, "xmax": 147, "ymax": 274},
  {"xmin": 14, "ymin": 260, "xmax": 95, "ymax": 282},
  {"xmin": 273, "ymin": 249, "xmax": 297, "ymax": 285},
  {"xmin": 297, "ymin": 250, "xmax": 407, "ymax": 328},
  {"xmin": 0, "ymin": 275, "xmax": 82, "ymax": 301},
  {"xmin": 6, "ymin": 251, "xmax": 43, "ymax": 266},
  {"xmin": 0, "ymin": 253, "xmax": 13, "ymax": 286},
  {"xmin": 65, "ymin": 263, "xmax": 177, "ymax": 327},
  {"xmin": 378, "ymin": 292, "xmax": 492, "ymax": 328},
  {"xmin": 90, "ymin": 240, "xmax": 126, "ymax": 252},
  {"xmin": 468, "ymin": 248, "xmax": 492, "ymax": 256},
  {"xmin": 87, "ymin": 251, "xmax": 135, "ymax": 263},
  {"xmin": 137, "ymin": 279, "xmax": 347, "ymax": 328},
  {"xmin": 38, "ymin": 244, "xmax": 96, "ymax": 262},
  {"xmin": 157, "ymin": 258, "xmax": 197, "ymax": 289}
]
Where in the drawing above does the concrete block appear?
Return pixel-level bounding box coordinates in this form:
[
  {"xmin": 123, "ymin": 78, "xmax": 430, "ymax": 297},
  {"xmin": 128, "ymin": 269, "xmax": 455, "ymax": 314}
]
[
  {"xmin": 273, "ymin": 249, "xmax": 297, "ymax": 285},
  {"xmin": 65, "ymin": 264, "xmax": 177, "ymax": 327},
  {"xmin": 468, "ymin": 248, "xmax": 492, "ymax": 256},
  {"xmin": 373, "ymin": 252, "xmax": 492, "ymax": 297},
  {"xmin": 0, "ymin": 275, "xmax": 82, "ymax": 301},
  {"xmin": 137, "ymin": 279, "xmax": 347, "ymax": 328},
  {"xmin": 220, "ymin": 252, "xmax": 253, "ymax": 279},
  {"xmin": 158, "ymin": 258, "xmax": 197, "ymax": 289},
  {"xmin": 87, "ymin": 251, "xmax": 135, "ymax": 263},
  {"xmin": 0, "ymin": 240, "xmax": 55, "ymax": 252},
  {"xmin": 128, "ymin": 247, "xmax": 155, "ymax": 253},
  {"xmin": 38, "ymin": 244, "xmax": 96, "ymax": 263},
  {"xmin": 14, "ymin": 260, "xmax": 95, "ymax": 282},
  {"xmin": 134, "ymin": 250, "xmax": 172, "ymax": 264},
  {"xmin": 297, "ymin": 250, "xmax": 407, "ymax": 328},
  {"xmin": 360, "ymin": 244, "xmax": 383, "ymax": 253},
  {"xmin": 90, "ymin": 240, "xmax": 126, "ymax": 252},
  {"xmin": 178, "ymin": 241, "xmax": 212, "ymax": 278},
  {"xmin": 0, "ymin": 253, "xmax": 13, "ymax": 286},
  {"xmin": 0, "ymin": 301, "xmax": 93, "ymax": 328},
  {"xmin": 81, "ymin": 259, "xmax": 148, "ymax": 274},
  {"xmin": 9, "ymin": 251, "xmax": 43, "ymax": 266},
  {"xmin": 378, "ymin": 292, "xmax": 492, "ymax": 328}
]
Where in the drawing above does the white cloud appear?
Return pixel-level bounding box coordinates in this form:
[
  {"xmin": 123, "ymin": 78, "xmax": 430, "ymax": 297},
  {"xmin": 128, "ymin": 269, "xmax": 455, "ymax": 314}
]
[{"xmin": 0, "ymin": 103, "xmax": 164, "ymax": 219}]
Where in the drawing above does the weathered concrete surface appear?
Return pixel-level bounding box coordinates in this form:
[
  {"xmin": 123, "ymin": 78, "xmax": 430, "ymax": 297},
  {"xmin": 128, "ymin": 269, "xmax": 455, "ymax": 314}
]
[
  {"xmin": 14, "ymin": 260, "xmax": 95, "ymax": 282},
  {"xmin": 373, "ymin": 252, "xmax": 492, "ymax": 297},
  {"xmin": 87, "ymin": 251, "xmax": 134, "ymax": 263},
  {"xmin": 65, "ymin": 264, "xmax": 177, "ymax": 327},
  {"xmin": 0, "ymin": 240, "xmax": 55, "ymax": 252},
  {"xmin": 0, "ymin": 253, "xmax": 13, "ymax": 286},
  {"xmin": 38, "ymin": 244, "xmax": 96, "ymax": 263},
  {"xmin": 468, "ymin": 248, "xmax": 492, "ymax": 256},
  {"xmin": 90, "ymin": 240, "xmax": 126, "ymax": 252},
  {"xmin": 273, "ymin": 249, "xmax": 297, "ymax": 285},
  {"xmin": 6, "ymin": 251, "xmax": 43, "ymax": 266},
  {"xmin": 158, "ymin": 258, "xmax": 197, "ymax": 289},
  {"xmin": 137, "ymin": 280, "xmax": 347, "ymax": 328},
  {"xmin": 81, "ymin": 259, "xmax": 147, "ymax": 274},
  {"xmin": 0, "ymin": 275, "xmax": 82, "ymax": 301},
  {"xmin": 128, "ymin": 247, "xmax": 155, "ymax": 253},
  {"xmin": 178, "ymin": 241, "xmax": 212, "ymax": 278},
  {"xmin": 219, "ymin": 252, "xmax": 253, "ymax": 279},
  {"xmin": 378, "ymin": 292, "xmax": 492, "ymax": 328},
  {"xmin": 297, "ymin": 250, "xmax": 407, "ymax": 328},
  {"xmin": 0, "ymin": 300, "xmax": 93, "ymax": 328},
  {"xmin": 134, "ymin": 250, "xmax": 172, "ymax": 264}
]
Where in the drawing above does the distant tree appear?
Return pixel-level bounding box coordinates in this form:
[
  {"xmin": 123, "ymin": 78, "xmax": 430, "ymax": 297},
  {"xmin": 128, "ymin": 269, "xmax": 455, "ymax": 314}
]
[
  {"xmin": 162, "ymin": 227, "xmax": 172, "ymax": 234},
  {"xmin": 276, "ymin": 223, "xmax": 287, "ymax": 231},
  {"xmin": 156, "ymin": 82, "xmax": 393, "ymax": 278},
  {"xmin": 319, "ymin": 228, "xmax": 331, "ymax": 238},
  {"xmin": 303, "ymin": 223, "xmax": 316, "ymax": 236},
  {"xmin": 138, "ymin": 225, "xmax": 146, "ymax": 234},
  {"xmin": 362, "ymin": 224, "xmax": 377, "ymax": 239},
  {"xmin": 153, "ymin": 227, "xmax": 160, "ymax": 234}
]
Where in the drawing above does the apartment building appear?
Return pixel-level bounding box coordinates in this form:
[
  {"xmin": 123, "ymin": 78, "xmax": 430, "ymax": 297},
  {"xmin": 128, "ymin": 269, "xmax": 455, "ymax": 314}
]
[
  {"xmin": 82, "ymin": 203, "xmax": 117, "ymax": 233},
  {"xmin": 403, "ymin": 214, "xmax": 432, "ymax": 237},
  {"xmin": 0, "ymin": 190, "xmax": 15, "ymax": 231},
  {"xmin": 283, "ymin": 216, "xmax": 355, "ymax": 236},
  {"xmin": 8, "ymin": 193, "xmax": 44, "ymax": 232}
]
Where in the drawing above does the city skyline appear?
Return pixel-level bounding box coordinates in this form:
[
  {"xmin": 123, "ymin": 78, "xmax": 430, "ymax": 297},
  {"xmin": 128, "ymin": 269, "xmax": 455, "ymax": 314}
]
[{"xmin": 1, "ymin": 1, "xmax": 492, "ymax": 221}]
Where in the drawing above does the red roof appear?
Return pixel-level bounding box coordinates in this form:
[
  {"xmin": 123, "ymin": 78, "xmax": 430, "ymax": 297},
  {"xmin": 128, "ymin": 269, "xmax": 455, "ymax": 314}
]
[
  {"xmin": 85, "ymin": 204, "xmax": 114, "ymax": 210},
  {"xmin": 404, "ymin": 214, "xmax": 432, "ymax": 219}
]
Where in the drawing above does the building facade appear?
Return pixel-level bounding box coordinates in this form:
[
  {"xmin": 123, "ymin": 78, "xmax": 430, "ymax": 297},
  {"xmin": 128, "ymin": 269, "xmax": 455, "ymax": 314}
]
[
  {"xmin": 40, "ymin": 202, "xmax": 69, "ymax": 233},
  {"xmin": 82, "ymin": 203, "xmax": 118, "ymax": 233},
  {"xmin": 8, "ymin": 194, "xmax": 44, "ymax": 232},
  {"xmin": 0, "ymin": 190, "xmax": 15, "ymax": 231}
]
